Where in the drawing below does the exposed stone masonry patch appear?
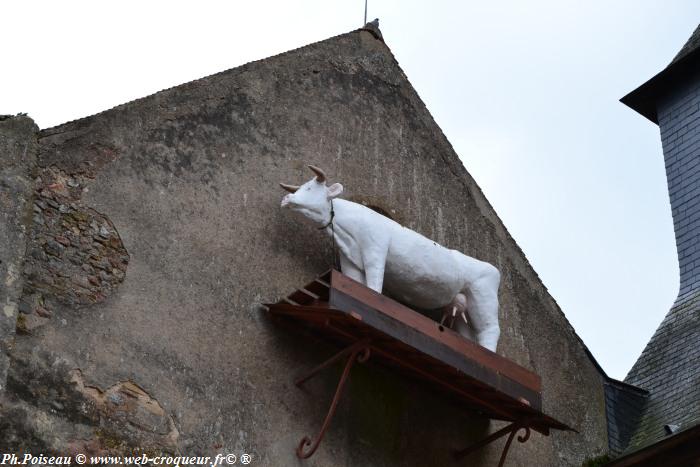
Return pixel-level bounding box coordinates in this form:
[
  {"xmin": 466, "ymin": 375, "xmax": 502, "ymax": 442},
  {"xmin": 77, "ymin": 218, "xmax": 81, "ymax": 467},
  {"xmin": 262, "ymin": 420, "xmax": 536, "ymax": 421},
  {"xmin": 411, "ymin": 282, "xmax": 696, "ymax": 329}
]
[{"xmin": 19, "ymin": 165, "xmax": 129, "ymax": 331}]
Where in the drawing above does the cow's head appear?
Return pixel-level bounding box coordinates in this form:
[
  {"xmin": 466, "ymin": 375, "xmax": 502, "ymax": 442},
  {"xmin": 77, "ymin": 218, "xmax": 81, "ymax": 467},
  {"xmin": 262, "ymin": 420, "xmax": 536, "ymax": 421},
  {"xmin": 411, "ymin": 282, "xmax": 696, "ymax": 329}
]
[{"xmin": 280, "ymin": 165, "xmax": 343, "ymax": 224}]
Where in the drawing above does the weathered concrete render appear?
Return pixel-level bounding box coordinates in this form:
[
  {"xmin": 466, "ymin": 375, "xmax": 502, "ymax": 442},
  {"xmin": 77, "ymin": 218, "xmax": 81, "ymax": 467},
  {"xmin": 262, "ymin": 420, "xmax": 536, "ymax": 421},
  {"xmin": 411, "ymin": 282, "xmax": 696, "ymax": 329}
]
[
  {"xmin": 0, "ymin": 26, "xmax": 609, "ymax": 465},
  {"xmin": 0, "ymin": 115, "xmax": 38, "ymax": 395}
]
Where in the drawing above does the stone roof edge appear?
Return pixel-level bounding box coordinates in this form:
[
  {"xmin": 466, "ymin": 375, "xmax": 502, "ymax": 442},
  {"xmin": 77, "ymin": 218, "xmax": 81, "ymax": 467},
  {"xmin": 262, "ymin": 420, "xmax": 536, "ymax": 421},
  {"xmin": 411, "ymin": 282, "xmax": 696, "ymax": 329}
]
[{"xmin": 39, "ymin": 24, "xmax": 380, "ymax": 137}]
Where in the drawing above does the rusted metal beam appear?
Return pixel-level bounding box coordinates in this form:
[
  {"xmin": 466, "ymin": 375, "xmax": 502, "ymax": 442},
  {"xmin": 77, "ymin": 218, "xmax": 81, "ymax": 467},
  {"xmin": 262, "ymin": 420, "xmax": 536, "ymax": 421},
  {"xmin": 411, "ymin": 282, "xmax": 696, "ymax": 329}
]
[
  {"xmin": 329, "ymin": 287, "xmax": 542, "ymax": 407},
  {"xmin": 330, "ymin": 270, "xmax": 541, "ymax": 394}
]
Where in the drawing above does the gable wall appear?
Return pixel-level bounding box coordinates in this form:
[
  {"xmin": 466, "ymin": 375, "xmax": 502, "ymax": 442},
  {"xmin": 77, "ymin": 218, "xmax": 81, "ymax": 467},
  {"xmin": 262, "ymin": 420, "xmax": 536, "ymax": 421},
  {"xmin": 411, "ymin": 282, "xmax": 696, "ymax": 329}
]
[{"xmin": 0, "ymin": 29, "xmax": 608, "ymax": 466}]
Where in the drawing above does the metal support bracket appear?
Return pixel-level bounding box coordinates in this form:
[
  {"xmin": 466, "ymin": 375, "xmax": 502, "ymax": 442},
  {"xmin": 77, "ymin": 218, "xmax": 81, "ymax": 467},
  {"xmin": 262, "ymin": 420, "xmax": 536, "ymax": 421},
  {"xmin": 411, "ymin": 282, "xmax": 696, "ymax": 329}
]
[
  {"xmin": 270, "ymin": 271, "xmax": 571, "ymax": 462},
  {"xmin": 294, "ymin": 339, "xmax": 372, "ymax": 459},
  {"xmin": 453, "ymin": 422, "xmax": 533, "ymax": 467}
]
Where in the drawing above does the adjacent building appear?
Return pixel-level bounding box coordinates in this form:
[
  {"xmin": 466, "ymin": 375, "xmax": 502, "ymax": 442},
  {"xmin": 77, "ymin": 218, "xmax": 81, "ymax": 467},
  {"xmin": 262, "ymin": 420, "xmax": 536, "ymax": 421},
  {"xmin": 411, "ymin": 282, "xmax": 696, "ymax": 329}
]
[{"xmin": 608, "ymin": 23, "xmax": 700, "ymax": 466}]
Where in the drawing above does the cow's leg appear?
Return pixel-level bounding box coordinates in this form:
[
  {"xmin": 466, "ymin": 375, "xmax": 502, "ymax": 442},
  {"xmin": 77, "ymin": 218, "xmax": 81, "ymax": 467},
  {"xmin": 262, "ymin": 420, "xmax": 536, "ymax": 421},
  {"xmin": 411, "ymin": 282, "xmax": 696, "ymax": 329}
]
[
  {"xmin": 362, "ymin": 247, "xmax": 388, "ymax": 293},
  {"xmin": 363, "ymin": 260, "xmax": 386, "ymax": 293},
  {"xmin": 462, "ymin": 269, "xmax": 500, "ymax": 352},
  {"xmin": 340, "ymin": 254, "xmax": 365, "ymax": 284}
]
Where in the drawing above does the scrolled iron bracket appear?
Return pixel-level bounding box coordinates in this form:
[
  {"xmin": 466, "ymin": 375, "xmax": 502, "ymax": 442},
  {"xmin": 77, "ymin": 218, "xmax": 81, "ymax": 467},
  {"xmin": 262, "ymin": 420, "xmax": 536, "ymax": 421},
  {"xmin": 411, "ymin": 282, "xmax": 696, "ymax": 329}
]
[
  {"xmin": 453, "ymin": 421, "xmax": 533, "ymax": 467},
  {"xmin": 295, "ymin": 339, "xmax": 372, "ymax": 459}
]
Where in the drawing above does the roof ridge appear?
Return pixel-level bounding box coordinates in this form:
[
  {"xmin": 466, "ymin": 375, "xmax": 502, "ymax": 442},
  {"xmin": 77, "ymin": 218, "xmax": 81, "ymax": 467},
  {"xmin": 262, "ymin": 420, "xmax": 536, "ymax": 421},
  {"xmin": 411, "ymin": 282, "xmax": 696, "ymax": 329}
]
[{"xmin": 39, "ymin": 25, "xmax": 381, "ymax": 136}]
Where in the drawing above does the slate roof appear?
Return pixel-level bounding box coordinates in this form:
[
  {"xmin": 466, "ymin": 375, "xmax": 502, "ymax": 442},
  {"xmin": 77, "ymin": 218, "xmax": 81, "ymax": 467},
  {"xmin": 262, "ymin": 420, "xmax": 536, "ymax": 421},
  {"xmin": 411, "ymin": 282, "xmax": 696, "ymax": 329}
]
[
  {"xmin": 604, "ymin": 380, "xmax": 648, "ymax": 456},
  {"xmin": 614, "ymin": 23, "xmax": 700, "ymax": 460},
  {"xmin": 622, "ymin": 293, "xmax": 700, "ymax": 454},
  {"xmin": 671, "ymin": 24, "xmax": 700, "ymax": 65}
]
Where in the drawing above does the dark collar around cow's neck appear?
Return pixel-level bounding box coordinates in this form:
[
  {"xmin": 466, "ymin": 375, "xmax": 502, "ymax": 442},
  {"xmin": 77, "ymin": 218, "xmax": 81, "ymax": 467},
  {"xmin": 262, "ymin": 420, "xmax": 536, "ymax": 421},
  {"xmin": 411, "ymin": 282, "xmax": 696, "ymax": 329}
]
[{"xmin": 317, "ymin": 199, "xmax": 335, "ymax": 230}]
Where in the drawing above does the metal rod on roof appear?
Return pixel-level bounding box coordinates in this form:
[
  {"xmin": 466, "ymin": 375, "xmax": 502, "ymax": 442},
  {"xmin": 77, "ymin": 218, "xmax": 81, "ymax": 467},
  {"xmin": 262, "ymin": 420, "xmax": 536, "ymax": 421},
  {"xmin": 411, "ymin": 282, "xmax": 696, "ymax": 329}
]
[{"xmin": 364, "ymin": 0, "xmax": 367, "ymax": 25}]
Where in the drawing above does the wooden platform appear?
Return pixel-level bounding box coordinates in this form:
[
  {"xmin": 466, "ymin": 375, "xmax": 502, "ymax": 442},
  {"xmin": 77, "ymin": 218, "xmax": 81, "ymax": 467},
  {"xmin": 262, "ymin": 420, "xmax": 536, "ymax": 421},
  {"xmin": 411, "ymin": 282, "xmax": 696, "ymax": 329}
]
[{"xmin": 266, "ymin": 270, "xmax": 573, "ymax": 460}]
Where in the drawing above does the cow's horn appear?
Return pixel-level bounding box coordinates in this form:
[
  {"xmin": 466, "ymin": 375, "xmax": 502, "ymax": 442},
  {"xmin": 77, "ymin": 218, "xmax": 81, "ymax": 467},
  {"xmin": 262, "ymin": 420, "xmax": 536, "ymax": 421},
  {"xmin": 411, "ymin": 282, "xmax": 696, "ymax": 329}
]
[
  {"xmin": 279, "ymin": 183, "xmax": 300, "ymax": 193},
  {"xmin": 308, "ymin": 165, "xmax": 327, "ymax": 183}
]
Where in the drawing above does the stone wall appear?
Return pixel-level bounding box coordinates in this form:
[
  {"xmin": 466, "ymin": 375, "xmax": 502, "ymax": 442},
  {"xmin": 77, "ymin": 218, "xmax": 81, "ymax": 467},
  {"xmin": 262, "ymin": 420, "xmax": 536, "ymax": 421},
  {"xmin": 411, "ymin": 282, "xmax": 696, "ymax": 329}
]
[{"xmin": 0, "ymin": 27, "xmax": 609, "ymax": 466}]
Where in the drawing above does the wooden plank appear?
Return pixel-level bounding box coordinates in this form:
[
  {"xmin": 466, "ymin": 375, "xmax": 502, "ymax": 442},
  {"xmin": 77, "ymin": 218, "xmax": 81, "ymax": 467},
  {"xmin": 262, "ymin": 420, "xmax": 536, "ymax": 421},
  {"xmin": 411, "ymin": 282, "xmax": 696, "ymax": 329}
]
[{"xmin": 330, "ymin": 270, "xmax": 541, "ymax": 393}]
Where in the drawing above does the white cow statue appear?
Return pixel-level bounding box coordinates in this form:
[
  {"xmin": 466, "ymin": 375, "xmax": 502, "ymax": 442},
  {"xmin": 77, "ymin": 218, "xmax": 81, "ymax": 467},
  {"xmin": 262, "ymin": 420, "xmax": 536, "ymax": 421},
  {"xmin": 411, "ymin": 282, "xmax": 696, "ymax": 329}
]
[{"xmin": 280, "ymin": 165, "xmax": 501, "ymax": 352}]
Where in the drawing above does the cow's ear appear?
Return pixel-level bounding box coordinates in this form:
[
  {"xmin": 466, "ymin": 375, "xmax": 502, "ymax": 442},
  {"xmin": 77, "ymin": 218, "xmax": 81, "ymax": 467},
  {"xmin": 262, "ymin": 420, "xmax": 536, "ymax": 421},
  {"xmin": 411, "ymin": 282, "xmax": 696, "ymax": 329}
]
[{"xmin": 326, "ymin": 183, "xmax": 344, "ymax": 199}]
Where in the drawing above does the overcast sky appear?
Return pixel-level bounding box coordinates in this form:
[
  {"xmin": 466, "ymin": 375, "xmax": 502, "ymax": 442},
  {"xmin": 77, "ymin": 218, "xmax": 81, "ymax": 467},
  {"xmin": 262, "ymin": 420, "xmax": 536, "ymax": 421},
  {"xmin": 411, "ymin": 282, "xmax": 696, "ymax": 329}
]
[{"xmin": 2, "ymin": 1, "xmax": 698, "ymax": 380}]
